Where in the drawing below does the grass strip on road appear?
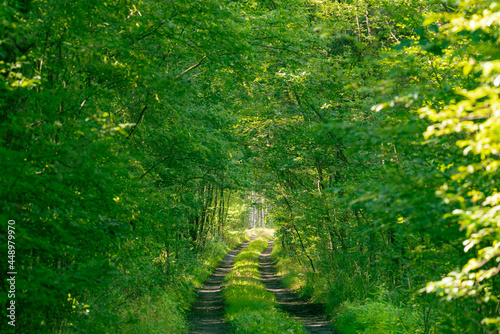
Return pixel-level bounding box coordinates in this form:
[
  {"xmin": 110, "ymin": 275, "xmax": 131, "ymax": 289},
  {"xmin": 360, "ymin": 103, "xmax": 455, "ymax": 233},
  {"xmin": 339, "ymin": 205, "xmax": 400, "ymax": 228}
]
[{"xmin": 223, "ymin": 232, "xmax": 307, "ymax": 334}]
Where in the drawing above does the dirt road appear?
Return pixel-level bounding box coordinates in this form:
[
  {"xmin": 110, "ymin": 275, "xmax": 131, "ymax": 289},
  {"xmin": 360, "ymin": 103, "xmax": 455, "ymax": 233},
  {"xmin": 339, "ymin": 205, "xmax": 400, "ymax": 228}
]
[
  {"xmin": 259, "ymin": 240, "xmax": 335, "ymax": 334},
  {"xmin": 187, "ymin": 240, "xmax": 250, "ymax": 334}
]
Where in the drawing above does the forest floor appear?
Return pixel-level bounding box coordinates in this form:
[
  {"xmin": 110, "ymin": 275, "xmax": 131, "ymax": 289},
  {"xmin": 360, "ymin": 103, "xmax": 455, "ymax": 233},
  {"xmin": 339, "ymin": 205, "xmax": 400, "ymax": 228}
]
[
  {"xmin": 188, "ymin": 237, "xmax": 334, "ymax": 333},
  {"xmin": 187, "ymin": 239, "xmax": 252, "ymax": 333},
  {"xmin": 259, "ymin": 240, "xmax": 335, "ymax": 334}
]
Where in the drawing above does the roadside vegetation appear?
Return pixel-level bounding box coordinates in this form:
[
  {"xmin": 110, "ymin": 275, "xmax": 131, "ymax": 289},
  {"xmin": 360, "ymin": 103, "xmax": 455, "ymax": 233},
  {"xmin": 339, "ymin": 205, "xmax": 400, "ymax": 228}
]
[
  {"xmin": 80, "ymin": 232, "xmax": 248, "ymax": 334},
  {"xmin": 2, "ymin": 0, "xmax": 499, "ymax": 333},
  {"xmin": 272, "ymin": 238, "xmax": 423, "ymax": 333}
]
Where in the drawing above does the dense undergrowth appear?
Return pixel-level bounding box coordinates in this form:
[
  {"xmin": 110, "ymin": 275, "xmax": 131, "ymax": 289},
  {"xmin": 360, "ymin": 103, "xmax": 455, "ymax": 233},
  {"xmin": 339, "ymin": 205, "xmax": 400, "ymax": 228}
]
[
  {"xmin": 224, "ymin": 229, "xmax": 306, "ymax": 334},
  {"xmin": 271, "ymin": 237, "xmax": 424, "ymax": 334},
  {"xmin": 69, "ymin": 232, "xmax": 248, "ymax": 334},
  {"xmin": 3, "ymin": 0, "xmax": 499, "ymax": 332}
]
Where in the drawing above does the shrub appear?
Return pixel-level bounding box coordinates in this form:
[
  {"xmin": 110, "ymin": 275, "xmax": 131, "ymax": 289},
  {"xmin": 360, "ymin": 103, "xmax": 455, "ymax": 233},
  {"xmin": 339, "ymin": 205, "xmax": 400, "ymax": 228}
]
[{"xmin": 335, "ymin": 300, "xmax": 422, "ymax": 334}]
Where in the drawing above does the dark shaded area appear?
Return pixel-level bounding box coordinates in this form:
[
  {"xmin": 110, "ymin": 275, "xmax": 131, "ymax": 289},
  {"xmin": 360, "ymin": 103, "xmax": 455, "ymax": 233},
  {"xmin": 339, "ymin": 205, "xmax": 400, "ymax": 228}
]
[
  {"xmin": 187, "ymin": 240, "xmax": 251, "ymax": 334},
  {"xmin": 259, "ymin": 240, "xmax": 336, "ymax": 334}
]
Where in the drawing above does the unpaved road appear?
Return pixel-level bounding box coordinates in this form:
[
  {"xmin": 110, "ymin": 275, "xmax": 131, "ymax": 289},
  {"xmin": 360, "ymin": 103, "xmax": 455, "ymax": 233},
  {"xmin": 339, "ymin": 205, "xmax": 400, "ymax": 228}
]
[
  {"xmin": 259, "ymin": 240, "xmax": 334, "ymax": 334},
  {"xmin": 187, "ymin": 240, "xmax": 250, "ymax": 334},
  {"xmin": 188, "ymin": 238, "xmax": 334, "ymax": 333}
]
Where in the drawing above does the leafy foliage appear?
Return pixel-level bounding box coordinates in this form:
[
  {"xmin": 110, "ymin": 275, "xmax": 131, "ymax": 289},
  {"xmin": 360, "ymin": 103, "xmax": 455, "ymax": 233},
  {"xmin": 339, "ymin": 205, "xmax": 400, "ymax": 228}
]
[{"xmin": 2, "ymin": 0, "xmax": 499, "ymax": 332}]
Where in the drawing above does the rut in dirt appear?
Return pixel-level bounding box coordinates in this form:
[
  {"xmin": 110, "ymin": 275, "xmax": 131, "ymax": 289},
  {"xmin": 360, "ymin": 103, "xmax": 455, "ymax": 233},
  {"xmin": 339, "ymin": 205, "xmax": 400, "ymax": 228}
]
[
  {"xmin": 259, "ymin": 240, "xmax": 335, "ymax": 334},
  {"xmin": 187, "ymin": 240, "xmax": 251, "ymax": 334}
]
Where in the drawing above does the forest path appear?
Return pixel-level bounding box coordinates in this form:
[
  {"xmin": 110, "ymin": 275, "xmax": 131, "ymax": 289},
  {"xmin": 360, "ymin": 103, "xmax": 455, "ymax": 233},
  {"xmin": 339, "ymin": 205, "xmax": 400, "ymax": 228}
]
[
  {"xmin": 187, "ymin": 239, "xmax": 252, "ymax": 334},
  {"xmin": 259, "ymin": 240, "xmax": 335, "ymax": 334}
]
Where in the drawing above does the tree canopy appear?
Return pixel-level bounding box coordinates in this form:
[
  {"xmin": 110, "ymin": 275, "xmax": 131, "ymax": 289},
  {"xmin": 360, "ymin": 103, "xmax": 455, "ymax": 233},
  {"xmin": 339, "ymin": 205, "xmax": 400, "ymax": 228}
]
[{"xmin": 1, "ymin": 0, "xmax": 499, "ymax": 333}]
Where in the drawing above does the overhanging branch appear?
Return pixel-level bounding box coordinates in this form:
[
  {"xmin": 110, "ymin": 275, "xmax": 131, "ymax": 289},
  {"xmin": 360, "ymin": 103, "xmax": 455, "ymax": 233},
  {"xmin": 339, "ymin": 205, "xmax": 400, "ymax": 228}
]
[{"xmin": 175, "ymin": 55, "xmax": 207, "ymax": 80}]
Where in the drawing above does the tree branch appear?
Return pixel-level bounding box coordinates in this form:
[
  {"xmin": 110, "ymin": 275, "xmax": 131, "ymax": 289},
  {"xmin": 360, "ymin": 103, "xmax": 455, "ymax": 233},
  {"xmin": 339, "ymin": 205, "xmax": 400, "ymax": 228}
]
[
  {"xmin": 126, "ymin": 93, "xmax": 150, "ymax": 139},
  {"xmin": 175, "ymin": 55, "xmax": 207, "ymax": 80}
]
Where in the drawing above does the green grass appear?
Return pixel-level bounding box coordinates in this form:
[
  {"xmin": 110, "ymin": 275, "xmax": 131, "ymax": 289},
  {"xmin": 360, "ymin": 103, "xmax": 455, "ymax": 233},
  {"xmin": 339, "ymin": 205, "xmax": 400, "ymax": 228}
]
[
  {"xmin": 223, "ymin": 231, "xmax": 307, "ymax": 334},
  {"xmin": 335, "ymin": 300, "xmax": 422, "ymax": 334},
  {"xmin": 67, "ymin": 231, "xmax": 249, "ymax": 334},
  {"xmin": 270, "ymin": 236, "xmax": 425, "ymax": 334},
  {"xmin": 118, "ymin": 292, "xmax": 189, "ymax": 334},
  {"xmin": 270, "ymin": 237, "xmax": 308, "ymax": 295}
]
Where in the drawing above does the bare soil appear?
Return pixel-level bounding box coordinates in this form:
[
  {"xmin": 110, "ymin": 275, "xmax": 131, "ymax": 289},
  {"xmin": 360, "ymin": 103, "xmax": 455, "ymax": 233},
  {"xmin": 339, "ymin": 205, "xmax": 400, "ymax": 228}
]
[
  {"xmin": 259, "ymin": 240, "xmax": 335, "ymax": 334},
  {"xmin": 188, "ymin": 238, "xmax": 335, "ymax": 333},
  {"xmin": 187, "ymin": 240, "xmax": 250, "ymax": 334}
]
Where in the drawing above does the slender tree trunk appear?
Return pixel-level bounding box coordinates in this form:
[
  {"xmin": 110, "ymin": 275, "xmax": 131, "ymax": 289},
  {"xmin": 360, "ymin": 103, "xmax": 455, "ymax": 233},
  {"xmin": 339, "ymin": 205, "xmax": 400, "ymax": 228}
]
[{"xmin": 292, "ymin": 225, "xmax": 316, "ymax": 272}]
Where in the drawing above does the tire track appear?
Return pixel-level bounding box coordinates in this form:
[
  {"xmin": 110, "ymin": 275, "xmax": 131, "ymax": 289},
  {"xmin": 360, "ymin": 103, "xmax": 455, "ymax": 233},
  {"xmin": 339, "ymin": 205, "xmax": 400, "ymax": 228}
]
[
  {"xmin": 188, "ymin": 240, "xmax": 251, "ymax": 334},
  {"xmin": 259, "ymin": 240, "xmax": 334, "ymax": 334}
]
